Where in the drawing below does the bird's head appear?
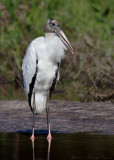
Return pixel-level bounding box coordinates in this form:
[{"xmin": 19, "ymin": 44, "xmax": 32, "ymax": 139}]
[{"xmin": 44, "ymin": 18, "xmax": 74, "ymax": 56}]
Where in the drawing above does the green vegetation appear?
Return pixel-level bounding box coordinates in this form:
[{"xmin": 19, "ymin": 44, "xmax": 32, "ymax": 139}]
[{"xmin": 0, "ymin": 0, "xmax": 114, "ymax": 101}]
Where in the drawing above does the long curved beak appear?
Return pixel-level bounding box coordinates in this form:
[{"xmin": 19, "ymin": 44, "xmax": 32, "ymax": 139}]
[{"xmin": 58, "ymin": 30, "xmax": 74, "ymax": 56}]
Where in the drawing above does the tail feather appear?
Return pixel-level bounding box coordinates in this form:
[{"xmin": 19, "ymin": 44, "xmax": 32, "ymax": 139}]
[{"xmin": 31, "ymin": 92, "xmax": 47, "ymax": 114}]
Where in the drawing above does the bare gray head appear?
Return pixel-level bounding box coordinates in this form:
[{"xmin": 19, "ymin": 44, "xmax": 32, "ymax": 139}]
[
  {"xmin": 44, "ymin": 18, "xmax": 74, "ymax": 55},
  {"xmin": 44, "ymin": 18, "xmax": 61, "ymax": 34}
]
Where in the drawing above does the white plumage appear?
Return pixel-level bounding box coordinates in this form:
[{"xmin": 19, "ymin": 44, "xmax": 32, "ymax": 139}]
[{"xmin": 22, "ymin": 34, "xmax": 67, "ymax": 114}]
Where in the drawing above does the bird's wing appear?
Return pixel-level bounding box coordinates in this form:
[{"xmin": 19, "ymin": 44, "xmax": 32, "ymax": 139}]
[
  {"xmin": 49, "ymin": 63, "xmax": 60, "ymax": 97},
  {"xmin": 22, "ymin": 42, "xmax": 38, "ymax": 106}
]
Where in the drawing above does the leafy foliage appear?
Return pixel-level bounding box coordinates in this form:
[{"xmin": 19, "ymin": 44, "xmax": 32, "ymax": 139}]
[{"xmin": 0, "ymin": 0, "xmax": 114, "ymax": 101}]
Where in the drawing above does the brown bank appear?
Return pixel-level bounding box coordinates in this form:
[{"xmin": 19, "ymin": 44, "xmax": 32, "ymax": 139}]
[{"xmin": 0, "ymin": 100, "xmax": 114, "ymax": 134}]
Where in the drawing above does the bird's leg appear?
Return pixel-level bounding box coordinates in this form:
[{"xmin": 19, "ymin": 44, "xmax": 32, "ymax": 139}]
[
  {"xmin": 31, "ymin": 110, "xmax": 35, "ymax": 141},
  {"xmin": 46, "ymin": 103, "xmax": 52, "ymax": 159},
  {"xmin": 46, "ymin": 103, "xmax": 52, "ymax": 140},
  {"xmin": 47, "ymin": 131, "xmax": 52, "ymax": 160},
  {"xmin": 31, "ymin": 92, "xmax": 35, "ymax": 142}
]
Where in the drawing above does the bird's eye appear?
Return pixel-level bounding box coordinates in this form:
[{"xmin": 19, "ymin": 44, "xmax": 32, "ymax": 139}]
[{"xmin": 52, "ymin": 23, "xmax": 55, "ymax": 26}]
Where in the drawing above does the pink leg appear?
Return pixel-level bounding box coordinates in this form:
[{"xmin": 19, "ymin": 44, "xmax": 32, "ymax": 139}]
[
  {"xmin": 47, "ymin": 130, "xmax": 52, "ymax": 160},
  {"xmin": 31, "ymin": 92, "xmax": 35, "ymax": 143},
  {"xmin": 31, "ymin": 128, "xmax": 35, "ymax": 141},
  {"xmin": 47, "ymin": 123, "xmax": 52, "ymax": 140},
  {"xmin": 31, "ymin": 128, "xmax": 35, "ymax": 156}
]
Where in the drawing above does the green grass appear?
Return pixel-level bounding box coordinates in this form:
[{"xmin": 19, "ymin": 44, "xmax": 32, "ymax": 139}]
[{"xmin": 0, "ymin": 0, "xmax": 114, "ymax": 101}]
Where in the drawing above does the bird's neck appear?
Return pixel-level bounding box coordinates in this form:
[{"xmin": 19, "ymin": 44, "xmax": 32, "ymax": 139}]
[{"xmin": 44, "ymin": 33, "xmax": 56, "ymax": 37}]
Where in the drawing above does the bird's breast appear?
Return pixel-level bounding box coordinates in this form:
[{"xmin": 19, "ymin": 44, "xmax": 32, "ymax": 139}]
[
  {"xmin": 33, "ymin": 36, "xmax": 66, "ymax": 63},
  {"xmin": 32, "ymin": 36, "xmax": 66, "ymax": 91},
  {"xmin": 34, "ymin": 60, "xmax": 58, "ymax": 91}
]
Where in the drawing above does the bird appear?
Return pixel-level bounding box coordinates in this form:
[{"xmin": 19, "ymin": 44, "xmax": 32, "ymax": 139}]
[{"xmin": 22, "ymin": 18, "xmax": 74, "ymax": 141}]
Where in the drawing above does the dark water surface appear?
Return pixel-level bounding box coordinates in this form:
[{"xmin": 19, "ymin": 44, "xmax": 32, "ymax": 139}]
[{"xmin": 0, "ymin": 132, "xmax": 114, "ymax": 160}]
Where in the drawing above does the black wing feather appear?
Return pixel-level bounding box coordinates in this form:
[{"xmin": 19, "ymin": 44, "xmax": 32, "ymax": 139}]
[
  {"xmin": 49, "ymin": 63, "xmax": 59, "ymax": 97},
  {"xmin": 28, "ymin": 60, "xmax": 38, "ymax": 111}
]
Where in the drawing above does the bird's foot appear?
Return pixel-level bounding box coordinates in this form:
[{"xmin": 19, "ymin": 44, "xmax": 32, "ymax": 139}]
[
  {"xmin": 31, "ymin": 128, "xmax": 35, "ymax": 141},
  {"xmin": 31, "ymin": 134, "xmax": 35, "ymax": 150},
  {"xmin": 31, "ymin": 134, "xmax": 35, "ymax": 141},
  {"xmin": 47, "ymin": 133, "xmax": 52, "ymax": 141},
  {"xmin": 47, "ymin": 133, "xmax": 52, "ymax": 155},
  {"xmin": 47, "ymin": 123, "xmax": 52, "ymax": 140}
]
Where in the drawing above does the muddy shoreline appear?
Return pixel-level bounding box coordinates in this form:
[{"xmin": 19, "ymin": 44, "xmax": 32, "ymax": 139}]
[{"xmin": 0, "ymin": 100, "xmax": 114, "ymax": 134}]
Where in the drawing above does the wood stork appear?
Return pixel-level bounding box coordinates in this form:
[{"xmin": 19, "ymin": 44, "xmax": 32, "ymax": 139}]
[{"xmin": 22, "ymin": 18, "xmax": 74, "ymax": 141}]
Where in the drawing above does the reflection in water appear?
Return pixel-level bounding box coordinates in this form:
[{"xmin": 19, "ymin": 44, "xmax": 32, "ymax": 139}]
[
  {"xmin": 0, "ymin": 132, "xmax": 114, "ymax": 160},
  {"xmin": 31, "ymin": 134, "xmax": 52, "ymax": 160},
  {"xmin": 31, "ymin": 139, "xmax": 35, "ymax": 160},
  {"xmin": 47, "ymin": 138, "xmax": 51, "ymax": 160}
]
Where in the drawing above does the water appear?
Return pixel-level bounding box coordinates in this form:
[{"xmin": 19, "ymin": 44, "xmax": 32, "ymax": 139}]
[{"xmin": 0, "ymin": 132, "xmax": 114, "ymax": 160}]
